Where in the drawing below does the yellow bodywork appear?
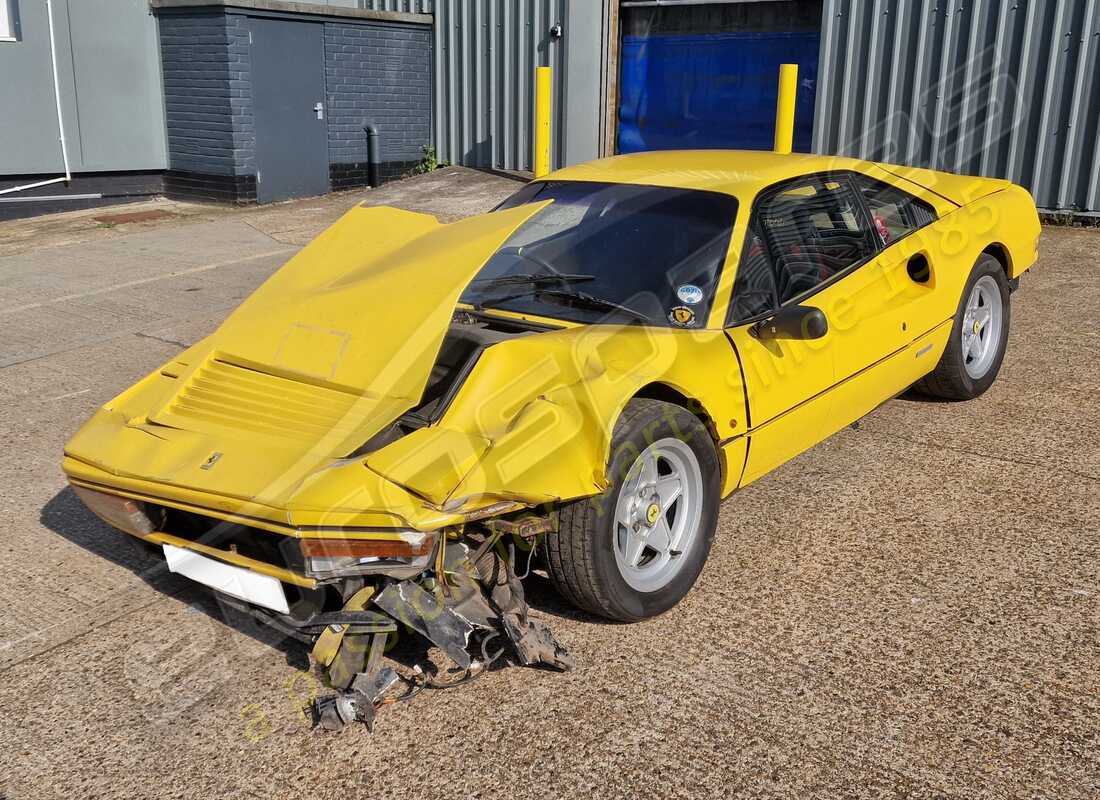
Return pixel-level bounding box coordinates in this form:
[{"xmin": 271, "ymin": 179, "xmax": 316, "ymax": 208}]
[{"xmin": 63, "ymin": 150, "xmax": 1040, "ymax": 578}]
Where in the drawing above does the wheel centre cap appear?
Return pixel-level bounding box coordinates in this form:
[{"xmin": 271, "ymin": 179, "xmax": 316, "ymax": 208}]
[
  {"xmin": 973, "ymin": 319, "xmax": 981, "ymax": 334},
  {"xmin": 645, "ymin": 502, "xmax": 661, "ymax": 526}
]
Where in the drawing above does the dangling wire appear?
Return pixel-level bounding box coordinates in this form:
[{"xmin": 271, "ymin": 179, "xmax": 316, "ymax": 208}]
[{"xmin": 513, "ymin": 537, "xmax": 539, "ymax": 580}]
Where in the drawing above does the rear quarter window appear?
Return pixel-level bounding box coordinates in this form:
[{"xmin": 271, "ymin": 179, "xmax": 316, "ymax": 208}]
[{"xmin": 855, "ymin": 175, "xmax": 937, "ymax": 246}]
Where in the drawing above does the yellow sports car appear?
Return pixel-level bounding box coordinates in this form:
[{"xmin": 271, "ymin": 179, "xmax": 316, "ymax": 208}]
[{"xmin": 63, "ymin": 151, "xmax": 1039, "ymax": 711}]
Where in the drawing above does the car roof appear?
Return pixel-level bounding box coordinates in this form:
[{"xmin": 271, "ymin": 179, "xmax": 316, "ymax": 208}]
[{"xmin": 544, "ymin": 150, "xmax": 873, "ymax": 200}]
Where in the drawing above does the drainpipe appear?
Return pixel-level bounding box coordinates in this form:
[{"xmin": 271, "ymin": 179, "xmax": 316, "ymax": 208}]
[
  {"xmin": 363, "ymin": 124, "xmax": 381, "ymax": 188},
  {"xmin": 0, "ymin": 0, "xmax": 74, "ymax": 197}
]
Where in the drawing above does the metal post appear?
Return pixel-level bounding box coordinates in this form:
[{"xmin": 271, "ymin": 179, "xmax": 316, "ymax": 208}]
[
  {"xmin": 534, "ymin": 66, "xmax": 552, "ymax": 178},
  {"xmin": 364, "ymin": 124, "xmax": 381, "ymax": 188},
  {"xmin": 773, "ymin": 63, "xmax": 798, "ymax": 155}
]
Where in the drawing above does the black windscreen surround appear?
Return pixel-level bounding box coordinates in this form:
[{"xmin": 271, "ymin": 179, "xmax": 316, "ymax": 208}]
[{"xmin": 466, "ymin": 181, "xmax": 739, "ymax": 327}]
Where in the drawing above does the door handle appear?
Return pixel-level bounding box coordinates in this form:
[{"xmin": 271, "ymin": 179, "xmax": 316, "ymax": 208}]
[{"xmin": 313, "ymin": 102, "xmax": 324, "ymax": 120}]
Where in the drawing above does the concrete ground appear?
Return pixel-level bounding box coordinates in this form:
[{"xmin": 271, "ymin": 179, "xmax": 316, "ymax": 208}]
[{"xmin": 0, "ymin": 167, "xmax": 1096, "ymax": 799}]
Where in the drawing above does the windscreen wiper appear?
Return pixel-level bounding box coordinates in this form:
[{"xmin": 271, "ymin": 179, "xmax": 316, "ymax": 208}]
[
  {"xmin": 469, "ymin": 273, "xmax": 595, "ymax": 288},
  {"xmin": 524, "ymin": 288, "xmax": 652, "ymax": 324}
]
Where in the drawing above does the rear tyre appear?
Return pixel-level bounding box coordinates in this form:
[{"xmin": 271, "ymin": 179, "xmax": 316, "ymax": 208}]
[
  {"xmin": 915, "ymin": 254, "xmax": 1010, "ymax": 400},
  {"xmin": 544, "ymin": 399, "xmax": 721, "ymax": 622}
]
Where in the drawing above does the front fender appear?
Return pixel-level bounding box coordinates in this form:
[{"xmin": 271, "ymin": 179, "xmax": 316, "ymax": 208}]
[{"xmin": 366, "ymin": 324, "xmax": 748, "ymax": 510}]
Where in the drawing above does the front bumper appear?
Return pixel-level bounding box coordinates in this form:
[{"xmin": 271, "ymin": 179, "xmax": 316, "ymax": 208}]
[{"xmin": 67, "ymin": 476, "xmax": 440, "ymax": 590}]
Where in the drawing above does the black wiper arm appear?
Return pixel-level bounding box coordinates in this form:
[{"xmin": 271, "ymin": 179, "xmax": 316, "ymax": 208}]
[
  {"xmin": 468, "ymin": 272, "xmax": 595, "ymax": 288},
  {"xmin": 532, "ymin": 289, "xmax": 652, "ymax": 324}
]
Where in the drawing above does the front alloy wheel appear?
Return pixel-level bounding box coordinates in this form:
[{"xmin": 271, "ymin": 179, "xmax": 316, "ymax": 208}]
[
  {"xmin": 612, "ymin": 438, "xmax": 704, "ymax": 593},
  {"xmin": 545, "ymin": 398, "xmax": 720, "ymax": 622}
]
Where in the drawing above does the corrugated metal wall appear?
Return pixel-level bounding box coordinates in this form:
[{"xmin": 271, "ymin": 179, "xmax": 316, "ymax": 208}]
[
  {"xmin": 814, "ymin": 0, "xmax": 1100, "ymax": 213},
  {"xmin": 359, "ymin": 0, "xmax": 434, "ymax": 14},
  {"xmin": 432, "ymin": 0, "xmax": 567, "ymax": 171}
]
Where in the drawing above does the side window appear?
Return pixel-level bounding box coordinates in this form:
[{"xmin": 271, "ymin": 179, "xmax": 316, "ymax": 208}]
[
  {"xmin": 729, "ymin": 176, "xmax": 877, "ymax": 323},
  {"xmin": 727, "ymin": 216, "xmax": 778, "ymax": 324},
  {"xmin": 855, "ymin": 176, "xmax": 936, "ymax": 246}
]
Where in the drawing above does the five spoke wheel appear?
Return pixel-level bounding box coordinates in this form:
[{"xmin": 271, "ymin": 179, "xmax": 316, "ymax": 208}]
[
  {"xmin": 961, "ymin": 274, "xmax": 1003, "ymax": 380},
  {"xmin": 613, "ymin": 437, "xmax": 703, "ymax": 593}
]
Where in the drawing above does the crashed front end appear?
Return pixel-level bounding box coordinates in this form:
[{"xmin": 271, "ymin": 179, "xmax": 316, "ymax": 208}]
[
  {"xmin": 61, "ymin": 201, "xmax": 613, "ymax": 731},
  {"xmin": 65, "ymin": 469, "xmax": 572, "ymax": 732}
]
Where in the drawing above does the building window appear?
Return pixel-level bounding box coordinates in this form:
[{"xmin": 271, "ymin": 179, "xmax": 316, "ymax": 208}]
[{"xmin": 1, "ymin": 0, "xmax": 19, "ymax": 41}]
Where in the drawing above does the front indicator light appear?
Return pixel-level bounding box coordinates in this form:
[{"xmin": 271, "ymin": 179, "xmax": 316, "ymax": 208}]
[
  {"xmin": 299, "ymin": 536, "xmax": 435, "ymax": 560},
  {"xmin": 300, "ymin": 533, "xmax": 438, "ymax": 580},
  {"xmin": 72, "ymin": 485, "xmax": 156, "ymax": 537}
]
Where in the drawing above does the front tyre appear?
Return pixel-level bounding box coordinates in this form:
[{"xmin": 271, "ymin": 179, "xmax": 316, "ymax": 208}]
[
  {"xmin": 545, "ymin": 399, "xmax": 721, "ymax": 622},
  {"xmin": 915, "ymin": 254, "xmax": 1011, "ymax": 400}
]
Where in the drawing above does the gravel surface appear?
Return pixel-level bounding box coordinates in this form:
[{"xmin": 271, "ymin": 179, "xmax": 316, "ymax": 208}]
[{"xmin": 0, "ymin": 170, "xmax": 1096, "ymax": 799}]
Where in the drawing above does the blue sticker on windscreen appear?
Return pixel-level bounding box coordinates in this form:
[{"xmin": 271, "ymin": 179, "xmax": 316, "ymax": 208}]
[{"xmin": 676, "ymin": 284, "xmax": 704, "ymax": 305}]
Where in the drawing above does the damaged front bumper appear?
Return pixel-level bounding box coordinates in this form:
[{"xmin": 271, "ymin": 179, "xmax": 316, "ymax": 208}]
[
  {"xmin": 311, "ymin": 537, "xmax": 574, "ymax": 733},
  {"xmin": 68, "ymin": 480, "xmax": 574, "ymax": 734}
]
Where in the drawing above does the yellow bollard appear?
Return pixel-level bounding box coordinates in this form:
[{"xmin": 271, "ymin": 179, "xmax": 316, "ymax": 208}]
[
  {"xmin": 773, "ymin": 63, "xmax": 798, "ymax": 155},
  {"xmin": 534, "ymin": 66, "xmax": 552, "ymax": 178}
]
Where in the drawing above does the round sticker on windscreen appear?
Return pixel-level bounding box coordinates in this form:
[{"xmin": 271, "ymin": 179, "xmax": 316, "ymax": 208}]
[{"xmin": 676, "ymin": 284, "xmax": 704, "ymax": 305}]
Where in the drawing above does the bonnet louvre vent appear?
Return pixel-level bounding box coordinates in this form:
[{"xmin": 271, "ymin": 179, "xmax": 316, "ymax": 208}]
[{"xmin": 165, "ymin": 359, "xmax": 362, "ymax": 440}]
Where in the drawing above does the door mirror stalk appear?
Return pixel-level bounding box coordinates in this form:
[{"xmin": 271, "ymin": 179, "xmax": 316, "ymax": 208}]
[{"xmin": 751, "ymin": 305, "xmax": 829, "ymax": 340}]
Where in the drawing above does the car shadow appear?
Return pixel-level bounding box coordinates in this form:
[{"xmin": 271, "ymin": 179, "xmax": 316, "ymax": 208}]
[
  {"xmin": 896, "ymin": 386, "xmax": 954, "ymax": 404},
  {"xmin": 40, "ymin": 486, "xmax": 312, "ymax": 669},
  {"xmin": 520, "ymin": 569, "xmax": 606, "ymax": 624}
]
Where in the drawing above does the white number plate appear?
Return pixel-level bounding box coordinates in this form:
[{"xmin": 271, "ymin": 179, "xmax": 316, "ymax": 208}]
[{"xmin": 162, "ymin": 544, "xmax": 290, "ymax": 614}]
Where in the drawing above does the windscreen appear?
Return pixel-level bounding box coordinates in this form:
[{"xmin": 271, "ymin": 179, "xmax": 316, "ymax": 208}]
[{"xmin": 460, "ymin": 181, "xmax": 738, "ymax": 328}]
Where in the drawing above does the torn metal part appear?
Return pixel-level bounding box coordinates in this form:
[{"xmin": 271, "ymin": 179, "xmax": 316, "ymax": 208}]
[
  {"xmin": 436, "ymin": 540, "xmax": 501, "ymax": 629},
  {"xmin": 314, "ymin": 634, "xmax": 395, "ymax": 733},
  {"xmin": 373, "ymin": 580, "xmax": 475, "ymax": 669},
  {"xmin": 328, "ymin": 630, "xmax": 387, "ymax": 690},
  {"xmin": 314, "ymin": 538, "xmax": 573, "ymax": 735},
  {"xmin": 476, "ymin": 544, "xmax": 575, "ymax": 672},
  {"xmin": 351, "ymin": 666, "xmax": 400, "ymax": 702},
  {"xmin": 441, "ymin": 572, "xmax": 499, "ymax": 630},
  {"xmin": 501, "ymin": 615, "xmax": 575, "ymax": 671},
  {"xmin": 310, "ymin": 586, "xmax": 384, "ymax": 671},
  {"xmin": 484, "ymin": 512, "xmax": 556, "ymax": 540},
  {"xmin": 314, "ymin": 689, "xmax": 375, "ymax": 733}
]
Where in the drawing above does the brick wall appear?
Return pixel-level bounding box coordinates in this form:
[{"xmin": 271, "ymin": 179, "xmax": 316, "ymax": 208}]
[
  {"xmin": 158, "ymin": 10, "xmax": 432, "ymax": 202},
  {"xmin": 324, "ymin": 21, "xmax": 432, "ymax": 187},
  {"xmin": 158, "ymin": 12, "xmax": 257, "ymax": 202}
]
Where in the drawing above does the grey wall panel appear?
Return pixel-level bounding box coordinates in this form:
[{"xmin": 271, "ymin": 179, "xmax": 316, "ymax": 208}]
[
  {"xmin": 67, "ymin": 0, "xmax": 168, "ymax": 172},
  {"xmin": 0, "ymin": 0, "xmax": 66, "ymax": 174},
  {"xmin": 563, "ymin": 0, "xmax": 602, "ymax": 167},
  {"xmin": 0, "ymin": 0, "xmax": 167, "ymax": 176},
  {"xmin": 814, "ymin": 0, "xmax": 1100, "ymax": 212},
  {"xmin": 433, "ymin": 0, "xmax": 604, "ymax": 172}
]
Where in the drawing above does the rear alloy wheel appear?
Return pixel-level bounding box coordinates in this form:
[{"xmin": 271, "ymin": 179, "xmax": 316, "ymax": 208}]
[
  {"xmin": 545, "ymin": 399, "xmax": 720, "ymax": 622},
  {"xmin": 915, "ymin": 254, "xmax": 1011, "ymax": 400},
  {"xmin": 960, "ymin": 274, "xmax": 1005, "ymax": 380}
]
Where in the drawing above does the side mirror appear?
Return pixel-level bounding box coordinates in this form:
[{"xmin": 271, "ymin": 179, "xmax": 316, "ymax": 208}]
[{"xmin": 751, "ymin": 305, "xmax": 828, "ymax": 340}]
